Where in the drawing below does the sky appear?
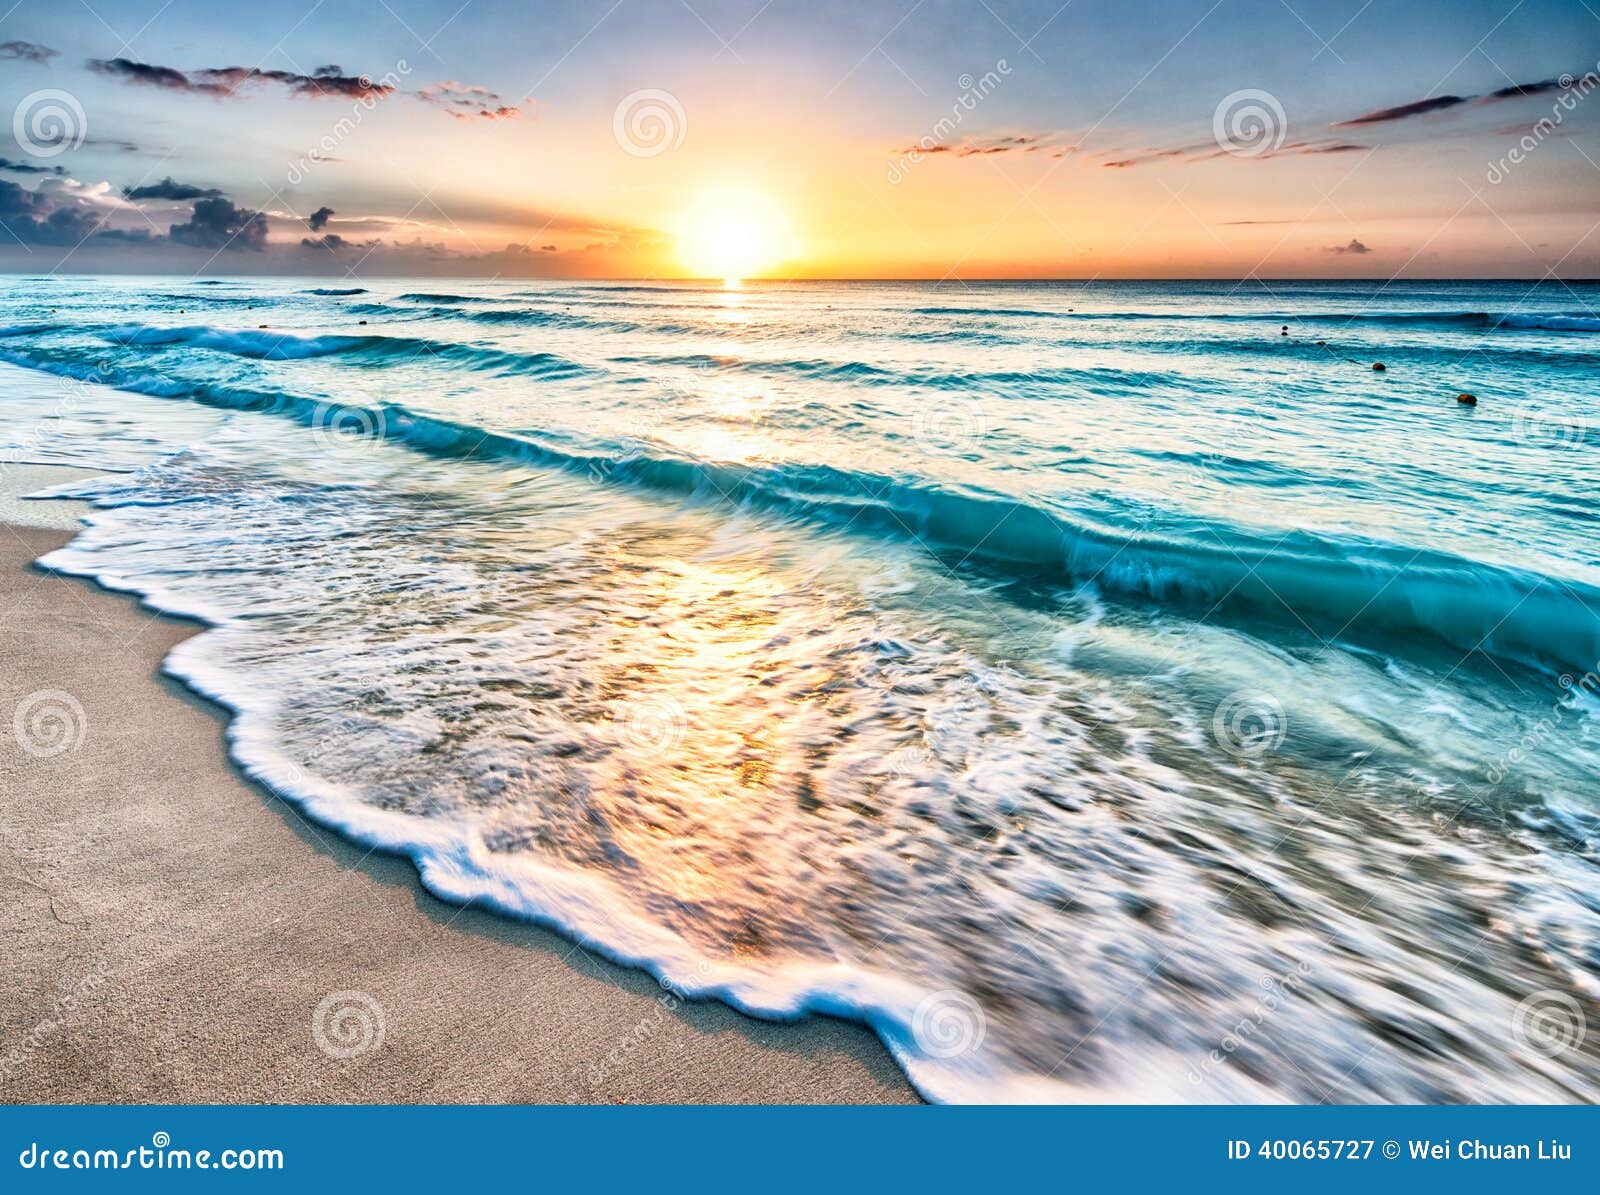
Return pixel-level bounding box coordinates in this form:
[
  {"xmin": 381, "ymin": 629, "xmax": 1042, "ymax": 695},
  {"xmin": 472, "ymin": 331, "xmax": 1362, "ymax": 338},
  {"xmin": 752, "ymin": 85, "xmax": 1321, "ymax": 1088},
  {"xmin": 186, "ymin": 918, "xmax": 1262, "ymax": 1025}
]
[{"xmin": 1, "ymin": 0, "xmax": 1598, "ymax": 278}]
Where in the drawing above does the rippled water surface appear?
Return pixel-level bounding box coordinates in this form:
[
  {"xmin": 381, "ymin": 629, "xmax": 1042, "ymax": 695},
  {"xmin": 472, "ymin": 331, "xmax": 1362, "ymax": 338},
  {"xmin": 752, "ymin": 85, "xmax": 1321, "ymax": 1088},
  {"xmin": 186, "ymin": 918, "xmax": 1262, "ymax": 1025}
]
[{"xmin": 3, "ymin": 276, "xmax": 1598, "ymax": 1101}]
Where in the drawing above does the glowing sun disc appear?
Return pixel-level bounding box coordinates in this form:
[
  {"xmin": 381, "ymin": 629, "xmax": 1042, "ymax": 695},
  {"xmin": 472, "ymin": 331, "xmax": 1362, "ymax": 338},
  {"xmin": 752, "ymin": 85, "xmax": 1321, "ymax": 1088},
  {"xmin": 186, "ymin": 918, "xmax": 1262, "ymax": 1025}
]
[{"xmin": 676, "ymin": 189, "xmax": 794, "ymax": 282}]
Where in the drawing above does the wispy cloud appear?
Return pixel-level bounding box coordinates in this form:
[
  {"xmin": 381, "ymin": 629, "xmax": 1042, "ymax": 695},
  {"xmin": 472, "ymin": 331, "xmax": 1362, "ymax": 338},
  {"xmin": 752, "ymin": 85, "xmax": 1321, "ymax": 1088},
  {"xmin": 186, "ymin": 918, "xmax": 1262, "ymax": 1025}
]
[
  {"xmin": 87, "ymin": 58, "xmax": 395, "ymax": 100},
  {"xmin": 892, "ymin": 132, "xmax": 1075, "ymax": 159},
  {"xmin": 1332, "ymin": 95, "xmax": 1471, "ymax": 127},
  {"xmin": 1484, "ymin": 71, "xmax": 1599, "ymax": 101},
  {"xmin": 417, "ymin": 81, "xmax": 527, "ymax": 120},
  {"xmin": 0, "ymin": 156, "xmax": 66, "ymax": 176},
  {"xmin": 0, "ymin": 39, "xmax": 57, "ymax": 63}
]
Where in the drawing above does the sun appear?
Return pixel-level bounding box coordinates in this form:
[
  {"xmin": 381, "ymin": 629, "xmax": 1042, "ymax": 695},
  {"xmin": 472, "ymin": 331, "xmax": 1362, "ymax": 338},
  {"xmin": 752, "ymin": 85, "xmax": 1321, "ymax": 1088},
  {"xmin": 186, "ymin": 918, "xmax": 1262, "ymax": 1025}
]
[{"xmin": 675, "ymin": 189, "xmax": 795, "ymax": 285}]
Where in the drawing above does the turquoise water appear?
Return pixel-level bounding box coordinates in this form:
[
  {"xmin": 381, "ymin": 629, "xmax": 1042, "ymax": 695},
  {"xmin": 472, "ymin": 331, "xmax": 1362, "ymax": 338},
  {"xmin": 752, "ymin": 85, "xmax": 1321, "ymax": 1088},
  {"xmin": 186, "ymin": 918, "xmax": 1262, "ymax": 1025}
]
[{"xmin": 2, "ymin": 275, "xmax": 1598, "ymax": 1101}]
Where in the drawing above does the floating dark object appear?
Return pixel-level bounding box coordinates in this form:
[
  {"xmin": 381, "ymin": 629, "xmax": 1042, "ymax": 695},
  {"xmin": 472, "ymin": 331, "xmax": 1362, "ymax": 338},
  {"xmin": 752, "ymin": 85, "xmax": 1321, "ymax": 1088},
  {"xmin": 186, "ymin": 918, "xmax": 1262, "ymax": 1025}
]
[
  {"xmin": 1372, "ymin": 362, "xmax": 1386, "ymax": 371},
  {"xmin": 1456, "ymin": 392, "xmax": 1477, "ymax": 405},
  {"xmin": 1316, "ymin": 340, "xmax": 1326, "ymax": 346},
  {"xmin": 258, "ymin": 324, "xmax": 267, "ymax": 329},
  {"xmin": 359, "ymin": 320, "xmax": 368, "ymax": 325}
]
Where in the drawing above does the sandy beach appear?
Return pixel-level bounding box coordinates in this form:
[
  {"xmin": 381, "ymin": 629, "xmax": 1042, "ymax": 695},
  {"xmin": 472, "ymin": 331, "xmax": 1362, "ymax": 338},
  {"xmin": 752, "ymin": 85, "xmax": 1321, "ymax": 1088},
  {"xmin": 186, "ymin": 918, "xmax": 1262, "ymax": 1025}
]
[{"xmin": 0, "ymin": 470, "xmax": 913, "ymax": 1104}]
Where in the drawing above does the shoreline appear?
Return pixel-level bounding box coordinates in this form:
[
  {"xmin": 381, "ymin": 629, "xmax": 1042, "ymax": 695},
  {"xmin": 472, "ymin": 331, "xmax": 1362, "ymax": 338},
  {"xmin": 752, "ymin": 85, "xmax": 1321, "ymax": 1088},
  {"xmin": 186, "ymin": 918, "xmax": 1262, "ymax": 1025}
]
[{"xmin": 0, "ymin": 488, "xmax": 914, "ymax": 1103}]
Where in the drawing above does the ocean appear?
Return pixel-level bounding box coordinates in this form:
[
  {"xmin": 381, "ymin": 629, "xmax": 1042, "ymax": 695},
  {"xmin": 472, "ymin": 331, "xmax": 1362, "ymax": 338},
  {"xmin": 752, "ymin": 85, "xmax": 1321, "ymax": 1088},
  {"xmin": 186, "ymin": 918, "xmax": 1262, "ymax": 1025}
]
[{"xmin": 1, "ymin": 275, "xmax": 1597, "ymax": 1102}]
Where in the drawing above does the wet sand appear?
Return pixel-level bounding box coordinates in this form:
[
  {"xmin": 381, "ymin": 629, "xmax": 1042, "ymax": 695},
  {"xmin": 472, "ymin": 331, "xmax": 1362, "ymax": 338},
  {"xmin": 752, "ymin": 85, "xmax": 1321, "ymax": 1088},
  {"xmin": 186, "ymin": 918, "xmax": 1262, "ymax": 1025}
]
[{"xmin": 0, "ymin": 476, "xmax": 914, "ymax": 1103}]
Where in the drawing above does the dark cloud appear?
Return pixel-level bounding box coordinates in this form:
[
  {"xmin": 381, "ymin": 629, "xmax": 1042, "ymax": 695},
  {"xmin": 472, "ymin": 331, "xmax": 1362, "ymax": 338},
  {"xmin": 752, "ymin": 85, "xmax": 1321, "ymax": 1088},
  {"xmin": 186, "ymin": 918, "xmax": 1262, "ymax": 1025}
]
[
  {"xmin": 169, "ymin": 197, "xmax": 268, "ymax": 250},
  {"xmin": 308, "ymin": 205, "xmax": 335, "ymax": 231},
  {"xmin": 193, "ymin": 66, "xmax": 394, "ymax": 100},
  {"xmin": 417, "ymin": 81, "xmax": 526, "ymax": 120},
  {"xmin": 1484, "ymin": 73, "xmax": 1599, "ymax": 101},
  {"xmin": 1333, "ymin": 94, "xmax": 1470, "ymax": 127},
  {"xmin": 123, "ymin": 176, "xmax": 223, "ymax": 201},
  {"xmin": 88, "ymin": 57, "xmax": 228, "ymax": 94},
  {"xmin": 1299, "ymin": 141, "xmax": 1366, "ymax": 154},
  {"xmin": 0, "ymin": 178, "xmax": 104, "ymax": 244},
  {"xmin": 87, "ymin": 57, "xmax": 394, "ymax": 100},
  {"xmin": 300, "ymin": 233, "xmax": 348, "ymax": 250},
  {"xmin": 0, "ymin": 40, "xmax": 57, "ymax": 63},
  {"xmin": 0, "ymin": 157, "xmax": 66, "ymax": 176},
  {"xmin": 1327, "ymin": 239, "xmax": 1371, "ymax": 255}
]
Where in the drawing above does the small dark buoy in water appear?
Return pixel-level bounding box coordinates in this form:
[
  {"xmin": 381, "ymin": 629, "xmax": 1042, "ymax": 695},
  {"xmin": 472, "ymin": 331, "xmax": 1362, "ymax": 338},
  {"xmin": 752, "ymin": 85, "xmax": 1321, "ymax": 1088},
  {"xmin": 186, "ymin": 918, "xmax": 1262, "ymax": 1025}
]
[
  {"xmin": 1372, "ymin": 362, "xmax": 1386, "ymax": 372},
  {"xmin": 359, "ymin": 319, "xmax": 368, "ymax": 325},
  {"xmin": 1456, "ymin": 392, "xmax": 1477, "ymax": 405},
  {"xmin": 258, "ymin": 324, "xmax": 267, "ymax": 329},
  {"xmin": 1316, "ymin": 340, "xmax": 1326, "ymax": 346}
]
